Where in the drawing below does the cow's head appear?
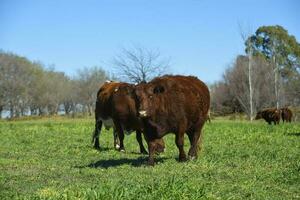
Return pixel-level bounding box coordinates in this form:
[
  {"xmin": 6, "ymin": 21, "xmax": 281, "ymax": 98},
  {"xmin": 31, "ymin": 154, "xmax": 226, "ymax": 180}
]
[
  {"xmin": 135, "ymin": 82, "xmax": 165, "ymax": 118},
  {"xmin": 111, "ymin": 84, "xmax": 137, "ymax": 113}
]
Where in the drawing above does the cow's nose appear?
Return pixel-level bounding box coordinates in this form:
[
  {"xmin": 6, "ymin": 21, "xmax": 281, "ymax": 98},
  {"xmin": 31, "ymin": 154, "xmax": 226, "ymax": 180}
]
[{"xmin": 139, "ymin": 110, "xmax": 147, "ymax": 117}]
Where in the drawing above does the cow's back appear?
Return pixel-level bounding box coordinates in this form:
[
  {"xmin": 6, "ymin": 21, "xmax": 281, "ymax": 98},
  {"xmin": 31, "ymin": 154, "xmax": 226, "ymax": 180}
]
[
  {"xmin": 261, "ymin": 108, "xmax": 280, "ymax": 123},
  {"xmin": 150, "ymin": 75, "xmax": 210, "ymax": 130},
  {"xmin": 95, "ymin": 82, "xmax": 121, "ymax": 120}
]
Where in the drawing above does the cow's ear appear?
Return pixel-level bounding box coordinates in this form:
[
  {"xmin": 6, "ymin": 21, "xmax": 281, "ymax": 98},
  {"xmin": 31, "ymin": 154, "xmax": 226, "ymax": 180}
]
[{"xmin": 153, "ymin": 85, "xmax": 165, "ymax": 94}]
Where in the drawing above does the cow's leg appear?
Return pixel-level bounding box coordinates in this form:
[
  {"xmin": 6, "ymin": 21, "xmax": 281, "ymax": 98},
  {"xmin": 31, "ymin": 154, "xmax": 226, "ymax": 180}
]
[
  {"xmin": 187, "ymin": 131, "xmax": 193, "ymax": 146},
  {"xmin": 92, "ymin": 119, "xmax": 102, "ymax": 150},
  {"xmin": 147, "ymin": 140, "xmax": 156, "ymax": 166},
  {"xmin": 175, "ymin": 132, "xmax": 187, "ymax": 162},
  {"xmin": 113, "ymin": 120, "xmax": 125, "ymax": 152},
  {"xmin": 113, "ymin": 128, "xmax": 120, "ymax": 150},
  {"xmin": 136, "ymin": 131, "xmax": 148, "ymax": 154},
  {"xmin": 188, "ymin": 120, "xmax": 205, "ymax": 160},
  {"xmin": 154, "ymin": 138, "xmax": 165, "ymax": 153}
]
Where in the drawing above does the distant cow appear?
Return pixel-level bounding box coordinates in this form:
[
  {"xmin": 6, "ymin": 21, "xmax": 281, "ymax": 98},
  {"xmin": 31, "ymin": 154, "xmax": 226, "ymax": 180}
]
[
  {"xmin": 280, "ymin": 107, "xmax": 293, "ymax": 123},
  {"xmin": 255, "ymin": 108, "xmax": 280, "ymax": 125},
  {"xmin": 92, "ymin": 81, "xmax": 164, "ymax": 154},
  {"xmin": 135, "ymin": 75, "xmax": 210, "ymax": 166}
]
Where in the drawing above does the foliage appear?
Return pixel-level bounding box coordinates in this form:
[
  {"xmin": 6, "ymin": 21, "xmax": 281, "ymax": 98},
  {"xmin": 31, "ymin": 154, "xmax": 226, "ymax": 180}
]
[
  {"xmin": 211, "ymin": 25, "xmax": 300, "ymax": 116},
  {"xmin": 0, "ymin": 51, "xmax": 109, "ymax": 118},
  {"xmin": 247, "ymin": 25, "xmax": 300, "ymax": 73},
  {"xmin": 246, "ymin": 25, "xmax": 300, "ymax": 108},
  {"xmin": 211, "ymin": 55, "xmax": 275, "ymax": 117},
  {"xmin": 0, "ymin": 118, "xmax": 299, "ymax": 199}
]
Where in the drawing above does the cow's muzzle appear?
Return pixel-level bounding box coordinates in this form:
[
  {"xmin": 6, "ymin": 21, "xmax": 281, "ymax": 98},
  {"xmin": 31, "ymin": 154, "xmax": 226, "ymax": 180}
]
[{"xmin": 139, "ymin": 110, "xmax": 148, "ymax": 118}]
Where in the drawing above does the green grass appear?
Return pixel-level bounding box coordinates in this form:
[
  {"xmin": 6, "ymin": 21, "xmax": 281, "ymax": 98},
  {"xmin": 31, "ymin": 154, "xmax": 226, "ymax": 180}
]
[{"xmin": 0, "ymin": 118, "xmax": 299, "ymax": 199}]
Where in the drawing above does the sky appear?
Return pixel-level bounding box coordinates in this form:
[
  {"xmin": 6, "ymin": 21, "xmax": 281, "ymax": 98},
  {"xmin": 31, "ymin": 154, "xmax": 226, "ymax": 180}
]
[{"xmin": 0, "ymin": 0, "xmax": 299, "ymax": 83}]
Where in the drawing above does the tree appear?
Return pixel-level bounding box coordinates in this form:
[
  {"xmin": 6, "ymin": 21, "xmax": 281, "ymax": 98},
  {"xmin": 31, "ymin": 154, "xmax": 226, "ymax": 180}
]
[
  {"xmin": 113, "ymin": 45, "xmax": 170, "ymax": 83},
  {"xmin": 60, "ymin": 78, "xmax": 77, "ymax": 115},
  {"xmin": 246, "ymin": 25, "xmax": 300, "ymax": 108},
  {"xmin": 0, "ymin": 51, "xmax": 36, "ymax": 117},
  {"xmin": 238, "ymin": 23, "xmax": 254, "ymax": 120},
  {"xmin": 0, "ymin": 50, "xmax": 111, "ymax": 118},
  {"xmin": 217, "ymin": 55, "xmax": 275, "ymax": 118},
  {"xmin": 75, "ymin": 66, "xmax": 108, "ymax": 115},
  {"xmin": 210, "ymin": 81, "xmax": 243, "ymax": 115}
]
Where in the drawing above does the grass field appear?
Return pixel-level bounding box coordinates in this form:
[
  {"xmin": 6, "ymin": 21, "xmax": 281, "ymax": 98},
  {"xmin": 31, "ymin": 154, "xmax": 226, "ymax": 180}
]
[{"xmin": 0, "ymin": 117, "xmax": 299, "ymax": 199}]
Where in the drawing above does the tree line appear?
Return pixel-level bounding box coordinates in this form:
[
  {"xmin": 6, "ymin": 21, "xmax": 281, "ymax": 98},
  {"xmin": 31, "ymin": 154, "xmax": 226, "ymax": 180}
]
[
  {"xmin": 0, "ymin": 46, "xmax": 168, "ymax": 118},
  {"xmin": 211, "ymin": 25, "xmax": 300, "ymax": 119},
  {"xmin": 0, "ymin": 51, "xmax": 111, "ymax": 118}
]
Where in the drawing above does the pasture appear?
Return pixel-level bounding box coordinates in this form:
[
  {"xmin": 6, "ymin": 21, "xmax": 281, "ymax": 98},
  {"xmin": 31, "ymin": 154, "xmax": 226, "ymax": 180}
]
[{"xmin": 0, "ymin": 117, "xmax": 299, "ymax": 199}]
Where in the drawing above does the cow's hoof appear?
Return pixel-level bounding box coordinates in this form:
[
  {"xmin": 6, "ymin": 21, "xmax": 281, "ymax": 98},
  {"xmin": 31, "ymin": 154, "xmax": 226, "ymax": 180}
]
[
  {"xmin": 155, "ymin": 146, "xmax": 165, "ymax": 154},
  {"xmin": 179, "ymin": 156, "xmax": 187, "ymax": 162},
  {"xmin": 115, "ymin": 144, "xmax": 120, "ymax": 150},
  {"xmin": 188, "ymin": 155, "xmax": 197, "ymax": 160},
  {"xmin": 93, "ymin": 145, "xmax": 100, "ymax": 150},
  {"xmin": 147, "ymin": 160, "xmax": 155, "ymax": 166},
  {"xmin": 119, "ymin": 148, "xmax": 126, "ymax": 153}
]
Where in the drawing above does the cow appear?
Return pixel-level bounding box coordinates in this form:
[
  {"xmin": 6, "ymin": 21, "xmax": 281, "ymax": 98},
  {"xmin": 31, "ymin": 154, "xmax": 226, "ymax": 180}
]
[
  {"xmin": 135, "ymin": 75, "xmax": 210, "ymax": 166},
  {"xmin": 255, "ymin": 108, "xmax": 280, "ymax": 125},
  {"xmin": 280, "ymin": 107, "xmax": 293, "ymax": 123},
  {"xmin": 92, "ymin": 81, "xmax": 165, "ymax": 154}
]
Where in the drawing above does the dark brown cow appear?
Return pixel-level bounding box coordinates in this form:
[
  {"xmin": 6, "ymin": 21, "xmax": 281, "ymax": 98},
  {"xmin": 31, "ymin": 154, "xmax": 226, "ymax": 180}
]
[
  {"xmin": 135, "ymin": 75, "xmax": 210, "ymax": 166},
  {"xmin": 92, "ymin": 81, "xmax": 147, "ymax": 153},
  {"xmin": 280, "ymin": 107, "xmax": 293, "ymax": 123},
  {"xmin": 92, "ymin": 81, "xmax": 165, "ymax": 154},
  {"xmin": 255, "ymin": 108, "xmax": 280, "ymax": 125}
]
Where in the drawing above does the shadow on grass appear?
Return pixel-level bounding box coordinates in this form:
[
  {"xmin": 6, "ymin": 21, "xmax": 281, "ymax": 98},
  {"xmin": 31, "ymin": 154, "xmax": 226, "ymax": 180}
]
[
  {"xmin": 285, "ymin": 132, "xmax": 300, "ymax": 137},
  {"xmin": 76, "ymin": 156, "xmax": 168, "ymax": 168}
]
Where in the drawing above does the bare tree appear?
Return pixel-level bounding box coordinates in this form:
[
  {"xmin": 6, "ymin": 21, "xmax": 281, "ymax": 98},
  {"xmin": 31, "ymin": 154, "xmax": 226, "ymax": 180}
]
[
  {"xmin": 224, "ymin": 55, "xmax": 275, "ymax": 118},
  {"xmin": 75, "ymin": 66, "xmax": 108, "ymax": 115},
  {"xmin": 113, "ymin": 45, "xmax": 170, "ymax": 83},
  {"xmin": 210, "ymin": 81, "xmax": 243, "ymax": 115},
  {"xmin": 238, "ymin": 22, "xmax": 254, "ymax": 120}
]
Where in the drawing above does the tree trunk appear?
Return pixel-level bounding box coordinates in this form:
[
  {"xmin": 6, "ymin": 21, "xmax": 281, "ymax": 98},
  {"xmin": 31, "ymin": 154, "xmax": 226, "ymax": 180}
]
[
  {"xmin": 248, "ymin": 50, "xmax": 254, "ymax": 121},
  {"xmin": 10, "ymin": 105, "xmax": 14, "ymax": 118},
  {"xmin": 87, "ymin": 105, "xmax": 93, "ymax": 116},
  {"xmin": 273, "ymin": 55, "xmax": 280, "ymax": 109}
]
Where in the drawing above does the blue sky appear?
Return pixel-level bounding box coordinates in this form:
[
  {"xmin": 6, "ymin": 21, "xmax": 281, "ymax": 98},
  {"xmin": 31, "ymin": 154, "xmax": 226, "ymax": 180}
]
[{"xmin": 0, "ymin": 0, "xmax": 299, "ymax": 83}]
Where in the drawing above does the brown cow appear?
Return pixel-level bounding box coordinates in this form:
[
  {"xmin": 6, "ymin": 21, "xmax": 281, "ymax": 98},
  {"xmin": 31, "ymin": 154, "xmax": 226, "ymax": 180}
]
[
  {"xmin": 92, "ymin": 81, "xmax": 147, "ymax": 153},
  {"xmin": 280, "ymin": 107, "xmax": 293, "ymax": 123},
  {"xmin": 135, "ymin": 75, "xmax": 210, "ymax": 166},
  {"xmin": 92, "ymin": 81, "xmax": 165, "ymax": 154},
  {"xmin": 255, "ymin": 108, "xmax": 280, "ymax": 125}
]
